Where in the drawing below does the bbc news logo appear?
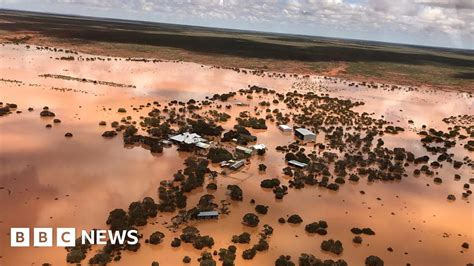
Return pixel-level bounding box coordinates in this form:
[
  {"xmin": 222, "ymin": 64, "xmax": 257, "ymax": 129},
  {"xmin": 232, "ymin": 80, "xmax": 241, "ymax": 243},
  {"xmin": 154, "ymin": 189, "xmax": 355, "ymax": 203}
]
[{"xmin": 10, "ymin": 228, "xmax": 139, "ymax": 247}]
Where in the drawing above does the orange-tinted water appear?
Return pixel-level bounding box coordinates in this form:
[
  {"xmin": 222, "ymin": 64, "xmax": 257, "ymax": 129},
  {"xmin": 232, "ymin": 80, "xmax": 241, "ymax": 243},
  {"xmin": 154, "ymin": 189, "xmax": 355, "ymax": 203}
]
[{"xmin": 0, "ymin": 44, "xmax": 472, "ymax": 266}]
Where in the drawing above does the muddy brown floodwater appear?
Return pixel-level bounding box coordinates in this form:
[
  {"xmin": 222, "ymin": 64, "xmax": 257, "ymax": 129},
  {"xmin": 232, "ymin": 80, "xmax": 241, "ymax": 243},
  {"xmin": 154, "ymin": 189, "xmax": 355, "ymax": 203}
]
[{"xmin": 0, "ymin": 44, "xmax": 472, "ymax": 266}]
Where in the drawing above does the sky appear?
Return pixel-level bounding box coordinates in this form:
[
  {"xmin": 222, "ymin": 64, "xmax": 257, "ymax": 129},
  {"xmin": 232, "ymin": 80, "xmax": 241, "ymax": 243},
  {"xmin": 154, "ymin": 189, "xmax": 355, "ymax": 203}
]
[{"xmin": 0, "ymin": 0, "xmax": 473, "ymax": 49}]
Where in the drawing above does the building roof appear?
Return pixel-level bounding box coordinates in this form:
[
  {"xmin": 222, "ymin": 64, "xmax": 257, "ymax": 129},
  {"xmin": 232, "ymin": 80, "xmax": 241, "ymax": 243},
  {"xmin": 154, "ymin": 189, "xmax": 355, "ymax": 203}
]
[
  {"xmin": 197, "ymin": 211, "xmax": 219, "ymax": 217},
  {"xmin": 170, "ymin": 132, "xmax": 205, "ymax": 144},
  {"xmin": 279, "ymin": 124, "xmax": 292, "ymax": 130},
  {"xmin": 288, "ymin": 160, "xmax": 308, "ymax": 168},
  {"xmin": 230, "ymin": 160, "xmax": 245, "ymax": 169},
  {"xmin": 252, "ymin": 144, "xmax": 266, "ymax": 150},
  {"xmin": 295, "ymin": 128, "xmax": 315, "ymax": 136},
  {"xmin": 236, "ymin": 146, "xmax": 254, "ymax": 154},
  {"xmin": 220, "ymin": 161, "xmax": 231, "ymax": 167},
  {"xmin": 195, "ymin": 142, "xmax": 211, "ymax": 149}
]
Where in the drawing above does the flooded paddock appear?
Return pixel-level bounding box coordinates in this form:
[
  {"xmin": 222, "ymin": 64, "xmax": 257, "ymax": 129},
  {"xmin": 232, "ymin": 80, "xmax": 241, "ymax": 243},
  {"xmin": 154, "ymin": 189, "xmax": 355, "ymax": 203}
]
[{"xmin": 0, "ymin": 44, "xmax": 472, "ymax": 265}]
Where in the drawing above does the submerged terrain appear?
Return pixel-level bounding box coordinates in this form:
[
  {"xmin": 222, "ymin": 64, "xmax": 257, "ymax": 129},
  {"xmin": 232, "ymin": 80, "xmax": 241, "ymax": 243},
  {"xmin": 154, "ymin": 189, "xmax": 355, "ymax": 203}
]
[
  {"xmin": 0, "ymin": 12, "xmax": 473, "ymax": 265},
  {"xmin": 0, "ymin": 42, "xmax": 472, "ymax": 266}
]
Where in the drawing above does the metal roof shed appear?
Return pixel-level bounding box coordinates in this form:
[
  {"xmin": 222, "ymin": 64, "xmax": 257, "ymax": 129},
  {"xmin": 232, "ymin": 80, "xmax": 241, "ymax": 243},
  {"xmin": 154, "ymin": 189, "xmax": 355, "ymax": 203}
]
[
  {"xmin": 197, "ymin": 211, "xmax": 219, "ymax": 219},
  {"xmin": 195, "ymin": 142, "xmax": 211, "ymax": 149},
  {"xmin": 294, "ymin": 128, "xmax": 316, "ymax": 141},
  {"xmin": 236, "ymin": 146, "xmax": 254, "ymax": 155},
  {"xmin": 278, "ymin": 124, "xmax": 292, "ymax": 132},
  {"xmin": 230, "ymin": 160, "xmax": 245, "ymax": 170},
  {"xmin": 288, "ymin": 160, "xmax": 308, "ymax": 168}
]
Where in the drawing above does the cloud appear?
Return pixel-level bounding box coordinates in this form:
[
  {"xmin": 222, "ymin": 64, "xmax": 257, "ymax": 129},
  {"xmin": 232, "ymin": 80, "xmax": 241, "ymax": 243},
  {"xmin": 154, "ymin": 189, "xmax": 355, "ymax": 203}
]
[{"xmin": 416, "ymin": 0, "xmax": 474, "ymax": 9}]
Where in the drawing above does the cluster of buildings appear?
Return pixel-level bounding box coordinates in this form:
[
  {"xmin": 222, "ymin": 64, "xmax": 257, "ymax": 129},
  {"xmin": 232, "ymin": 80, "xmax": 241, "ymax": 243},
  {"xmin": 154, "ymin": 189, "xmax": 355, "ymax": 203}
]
[
  {"xmin": 220, "ymin": 159, "xmax": 246, "ymax": 170},
  {"xmin": 167, "ymin": 125, "xmax": 315, "ymax": 171},
  {"xmin": 220, "ymin": 144, "xmax": 267, "ymax": 170},
  {"xmin": 193, "ymin": 125, "xmax": 316, "ymax": 220},
  {"xmin": 168, "ymin": 125, "xmax": 315, "ymax": 150},
  {"xmin": 279, "ymin": 125, "xmax": 315, "ymax": 169},
  {"xmin": 278, "ymin": 124, "xmax": 316, "ymax": 141},
  {"xmin": 183, "ymin": 125, "xmax": 318, "ymax": 221},
  {"xmin": 235, "ymin": 144, "xmax": 266, "ymax": 155}
]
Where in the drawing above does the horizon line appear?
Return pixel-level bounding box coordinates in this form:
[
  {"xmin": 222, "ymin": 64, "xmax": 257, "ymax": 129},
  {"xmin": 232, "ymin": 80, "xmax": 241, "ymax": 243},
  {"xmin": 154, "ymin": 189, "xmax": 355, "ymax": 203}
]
[{"xmin": 1, "ymin": 7, "xmax": 473, "ymax": 52}]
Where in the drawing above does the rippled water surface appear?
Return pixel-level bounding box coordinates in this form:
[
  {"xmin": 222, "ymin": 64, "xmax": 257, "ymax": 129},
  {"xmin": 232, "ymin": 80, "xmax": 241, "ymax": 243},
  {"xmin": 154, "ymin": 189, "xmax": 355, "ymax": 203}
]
[{"xmin": 0, "ymin": 44, "xmax": 472, "ymax": 265}]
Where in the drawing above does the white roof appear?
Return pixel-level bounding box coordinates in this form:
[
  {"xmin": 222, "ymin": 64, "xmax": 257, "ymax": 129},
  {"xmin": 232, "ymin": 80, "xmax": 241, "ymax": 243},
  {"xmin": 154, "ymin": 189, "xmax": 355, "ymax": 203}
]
[
  {"xmin": 288, "ymin": 160, "xmax": 308, "ymax": 168},
  {"xmin": 197, "ymin": 211, "xmax": 219, "ymax": 217},
  {"xmin": 252, "ymin": 144, "xmax": 266, "ymax": 150},
  {"xmin": 279, "ymin": 125, "xmax": 292, "ymax": 130},
  {"xmin": 195, "ymin": 142, "xmax": 211, "ymax": 149},
  {"xmin": 236, "ymin": 146, "xmax": 254, "ymax": 154},
  {"xmin": 295, "ymin": 128, "xmax": 315, "ymax": 136},
  {"xmin": 170, "ymin": 132, "xmax": 205, "ymax": 144},
  {"xmin": 230, "ymin": 160, "xmax": 245, "ymax": 169}
]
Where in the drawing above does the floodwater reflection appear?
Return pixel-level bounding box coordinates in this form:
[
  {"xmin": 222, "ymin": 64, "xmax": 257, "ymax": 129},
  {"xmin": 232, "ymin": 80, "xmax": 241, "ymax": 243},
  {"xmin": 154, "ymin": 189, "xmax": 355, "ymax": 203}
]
[{"xmin": 0, "ymin": 44, "xmax": 472, "ymax": 265}]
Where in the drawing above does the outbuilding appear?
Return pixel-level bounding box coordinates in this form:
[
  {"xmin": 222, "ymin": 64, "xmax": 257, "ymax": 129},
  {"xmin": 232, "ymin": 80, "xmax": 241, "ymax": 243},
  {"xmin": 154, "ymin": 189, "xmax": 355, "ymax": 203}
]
[
  {"xmin": 288, "ymin": 160, "xmax": 308, "ymax": 168},
  {"xmin": 278, "ymin": 124, "xmax": 292, "ymax": 132},
  {"xmin": 251, "ymin": 144, "xmax": 266, "ymax": 151},
  {"xmin": 197, "ymin": 211, "xmax": 219, "ymax": 220},
  {"xmin": 236, "ymin": 146, "xmax": 254, "ymax": 155},
  {"xmin": 195, "ymin": 142, "xmax": 211, "ymax": 149},
  {"xmin": 230, "ymin": 160, "xmax": 245, "ymax": 170},
  {"xmin": 294, "ymin": 128, "xmax": 316, "ymax": 141}
]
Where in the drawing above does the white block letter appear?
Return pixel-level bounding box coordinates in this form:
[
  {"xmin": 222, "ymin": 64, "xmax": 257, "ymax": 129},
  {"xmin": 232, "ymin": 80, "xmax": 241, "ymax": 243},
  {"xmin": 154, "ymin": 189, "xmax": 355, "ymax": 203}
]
[
  {"xmin": 11, "ymin": 228, "xmax": 30, "ymax": 247},
  {"xmin": 34, "ymin": 228, "xmax": 53, "ymax": 247},
  {"xmin": 96, "ymin": 230, "xmax": 107, "ymax": 245},
  {"xmin": 81, "ymin": 230, "xmax": 94, "ymax": 244},
  {"xmin": 57, "ymin": 228, "xmax": 75, "ymax": 247}
]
